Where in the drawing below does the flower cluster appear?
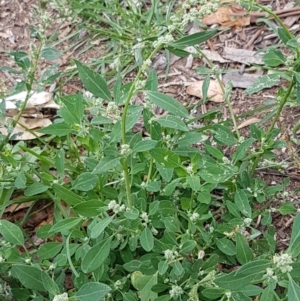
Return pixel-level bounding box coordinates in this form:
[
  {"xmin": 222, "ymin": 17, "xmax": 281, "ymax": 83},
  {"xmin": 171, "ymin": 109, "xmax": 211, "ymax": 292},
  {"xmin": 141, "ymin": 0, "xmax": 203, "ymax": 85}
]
[
  {"xmin": 108, "ymin": 200, "xmax": 126, "ymax": 214},
  {"xmin": 52, "ymin": 293, "xmax": 68, "ymax": 301},
  {"xmin": 120, "ymin": 144, "xmax": 131, "ymax": 157},
  {"xmin": 153, "ymin": 34, "xmax": 174, "ymax": 48},
  {"xmin": 262, "ymin": 268, "xmax": 278, "ymax": 283},
  {"xmin": 169, "ymin": 285, "xmax": 184, "ymax": 299},
  {"xmin": 273, "ymin": 253, "xmax": 293, "ymax": 273},
  {"xmin": 140, "ymin": 212, "xmax": 150, "ymax": 226},
  {"xmin": 164, "ymin": 249, "xmax": 179, "ymax": 262},
  {"xmin": 188, "ymin": 212, "xmax": 200, "ymax": 223}
]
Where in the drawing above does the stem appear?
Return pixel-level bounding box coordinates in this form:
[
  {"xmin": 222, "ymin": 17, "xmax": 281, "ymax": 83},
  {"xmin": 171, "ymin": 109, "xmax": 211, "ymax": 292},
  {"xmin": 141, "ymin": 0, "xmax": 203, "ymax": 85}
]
[
  {"xmin": 200, "ymin": 51, "xmax": 240, "ymax": 139},
  {"xmin": 0, "ymin": 43, "xmax": 44, "ymax": 151},
  {"xmin": 121, "ymin": 47, "xmax": 160, "ymax": 209},
  {"xmin": 267, "ymin": 80, "xmax": 294, "ymax": 136}
]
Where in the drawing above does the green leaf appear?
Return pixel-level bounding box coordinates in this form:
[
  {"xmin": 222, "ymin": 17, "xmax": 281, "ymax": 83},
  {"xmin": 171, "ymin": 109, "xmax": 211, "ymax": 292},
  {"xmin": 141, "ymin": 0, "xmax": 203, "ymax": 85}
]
[
  {"xmin": 124, "ymin": 208, "xmax": 140, "ymax": 220},
  {"xmin": 81, "ymin": 237, "xmax": 111, "ymax": 273},
  {"xmin": 278, "ymin": 203, "xmax": 296, "ymax": 215},
  {"xmin": 234, "ymin": 190, "xmax": 252, "ymax": 217},
  {"xmin": 123, "ymin": 260, "xmax": 142, "ymax": 272},
  {"xmin": 150, "ymin": 148, "xmax": 182, "ymax": 168},
  {"xmin": 37, "ymin": 242, "xmax": 63, "ymax": 260},
  {"xmin": 131, "ymin": 271, "xmax": 158, "ymax": 301},
  {"xmin": 177, "ymin": 132, "xmax": 208, "ymax": 146},
  {"xmin": 156, "ymin": 164, "xmax": 173, "ymax": 182},
  {"xmin": 73, "ymin": 200, "xmax": 106, "ymax": 217},
  {"xmin": 72, "ymin": 172, "xmax": 98, "ymax": 191},
  {"xmin": 213, "ymin": 124, "xmax": 237, "ymax": 146},
  {"xmin": 59, "ymin": 94, "xmax": 84, "ymax": 125},
  {"xmin": 200, "ymin": 163, "xmax": 236, "ymax": 184},
  {"xmin": 38, "ymin": 122, "xmax": 73, "ymax": 137},
  {"xmin": 76, "ymin": 282, "xmax": 111, "ymax": 301},
  {"xmin": 202, "ymin": 288, "xmax": 223, "ymax": 299},
  {"xmin": 232, "ymin": 138, "xmax": 255, "ymax": 163},
  {"xmin": 146, "ymin": 91, "xmax": 189, "ymax": 118},
  {"xmin": 133, "ymin": 140, "xmax": 158, "ymax": 153},
  {"xmin": 288, "ymin": 213, "xmax": 300, "ymax": 257},
  {"xmin": 216, "ymin": 238, "xmax": 236, "ymax": 256},
  {"xmin": 140, "ymin": 227, "xmax": 154, "ymax": 252},
  {"xmin": 156, "ymin": 115, "xmax": 188, "ymax": 131},
  {"xmin": 288, "ymin": 273, "xmax": 300, "ymax": 301},
  {"xmin": 236, "ymin": 232, "xmax": 253, "ymax": 264},
  {"xmin": 49, "ymin": 217, "xmax": 83, "ymax": 233},
  {"xmin": 41, "ymin": 47, "xmax": 61, "ymax": 60},
  {"xmin": 41, "ymin": 272, "xmax": 59, "ymax": 296},
  {"xmin": 91, "ymin": 216, "xmax": 114, "ymax": 239},
  {"xmin": 92, "ymin": 157, "xmax": 120, "ymax": 174},
  {"xmin": 215, "ymin": 260, "xmax": 271, "ymax": 290},
  {"xmin": 0, "ymin": 220, "xmax": 24, "ymax": 246},
  {"xmin": 55, "ymin": 149, "xmax": 65, "ymax": 178},
  {"xmin": 260, "ymin": 286, "xmax": 275, "ymax": 301},
  {"xmin": 75, "ymin": 60, "xmax": 111, "ymax": 100},
  {"xmin": 52, "ymin": 183, "xmax": 84, "ymax": 206},
  {"xmin": 24, "ymin": 183, "xmax": 48, "ymax": 196},
  {"xmin": 205, "ymin": 144, "xmax": 224, "ymax": 160},
  {"xmin": 262, "ymin": 49, "xmax": 285, "ymax": 67},
  {"xmin": 171, "ymin": 30, "xmax": 217, "ymax": 48},
  {"xmin": 146, "ymin": 181, "xmax": 161, "ymax": 192},
  {"xmin": 164, "ymin": 178, "xmax": 182, "ymax": 196},
  {"xmin": 11, "ymin": 265, "xmax": 44, "ymax": 291},
  {"xmin": 15, "ymin": 170, "xmax": 26, "ymax": 189},
  {"xmin": 180, "ymin": 240, "xmax": 197, "ymax": 254},
  {"xmin": 245, "ymin": 74, "xmax": 281, "ymax": 95},
  {"xmin": 158, "ymin": 260, "xmax": 168, "ymax": 275},
  {"xmin": 186, "ymin": 175, "xmax": 201, "ymax": 192}
]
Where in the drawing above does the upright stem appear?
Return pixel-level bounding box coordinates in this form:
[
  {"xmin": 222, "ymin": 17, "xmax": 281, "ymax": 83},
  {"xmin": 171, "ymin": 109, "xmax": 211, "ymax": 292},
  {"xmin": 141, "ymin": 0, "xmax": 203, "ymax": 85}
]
[{"xmin": 121, "ymin": 48, "xmax": 159, "ymax": 209}]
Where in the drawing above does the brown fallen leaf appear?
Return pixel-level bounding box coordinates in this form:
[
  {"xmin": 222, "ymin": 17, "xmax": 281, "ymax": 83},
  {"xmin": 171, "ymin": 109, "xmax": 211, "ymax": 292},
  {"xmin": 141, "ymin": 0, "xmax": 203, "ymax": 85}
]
[
  {"xmin": 186, "ymin": 80, "xmax": 224, "ymax": 103},
  {"xmin": 202, "ymin": 2, "xmax": 250, "ymax": 27},
  {"xmin": 237, "ymin": 117, "xmax": 260, "ymax": 129}
]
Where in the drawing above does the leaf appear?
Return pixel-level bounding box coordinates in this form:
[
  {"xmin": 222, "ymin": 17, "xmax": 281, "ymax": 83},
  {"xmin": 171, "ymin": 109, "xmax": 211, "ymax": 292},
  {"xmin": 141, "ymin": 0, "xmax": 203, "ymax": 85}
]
[
  {"xmin": 59, "ymin": 94, "xmax": 84, "ymax": 125},
  {"xmin": 180, "ymin": 240, "xmax": 197, "ymax": 254},
  {"xmin": 38, "ymin": 122, "xmax": 73, "ymax": 137},
  {"xmin": 73, "ymin": 200, "xmax": 106, "ymax": 217},
  {"xmin": 232, "ymin": 138, "xmax": 255, "ymax": 163},
  {"xmin": 37, "ymin": 242, "xmax": 63, "ymax": 260},
  {"xmin": 92, "ymin": 157, "xmax": 120, "ymax": 174},
  {"xmin": 133, "ymin": 140, "xmax": 158, "ymax": 153},
  {"xmin": 91, "ymin": 216, "xmax": 114, "ymax": 239},
  {"xmin": 49, "ymin": 217, "xmax": 83, "ymax": 233},
  {"xmin": 52, "ymin": 183, "xmax": 84, "ymax": 206},
  {"xmin": 236, "ymin": 232, "xmax": 253, "ymax": 264},
  {"xmin": 262, "ymin": 49, "xmax": 285, "ymax": 67},
  {"xmin": 15, "ymin": 170, "xmax": 26, "ymax": 189},
  {"xmin": 215, "ymin": 260, "xmax": 271, "ymax": 290},
  {"xmin": 260, "ymin": 286, "xmax": 275, "ymax": 301},
  {"xmin": 216, "ymin": 238, "xmax": 236, "ymax": 256},
  {"xmin": 150, "ymin": 148, "xmax": 182, "ymax": 168},
  {"xmin": 0, "ymin": 220, "xmax": 24, "ymax": 246},
  {"xmin": 24, "ymin": 183, "xmax": 48, "ymax": 196},
  {"xmin": 11, "ymin": 265, "xmax": 44, "ymax": 291},
  {"xmin": 140, "ymin": 227, "xmax": 154, "ymax": 251},
  {"xmin": 278, "ymin": 203, "xmax": 296, "ymax": 215},
  {"xmin": 213, "ymin": 124, "xmax": 236, "ymax": 146},
  {"xmin": 288, "ymin": 213, "xmax": 300, "ymax": 257},
  {"xmin": 156, "ymin": 115, "xmax": 188, "ymax": 131},
  {"xmin": 41, "ymin": 47, "xmax": 61, "ymax": 60},
  {"xmin": 200, "ymin": 163, "xmax": 236, "ymax": 184},
  {"xmin": 76, "ymin": 282, "xmax": 111, "ymax": 301},
  {"xmin": 55, "ymin": 148, "xmax": 65, "ymax": 178},
  {"xmin": 171, "ymin": 30, "xmax": 218, "ymax": 48},
  {"xmin": 186, "ymin": 175, "xmax": 201, "ymax": 192},
  {"xmin": 131, "ymin": 272, "xmax": 158, "ymax": 301},
  {"xmin": 245, "ymin": 74, "xmax": 281, "ymax": 95},
  {"xmin": 156, "ymin": 164, "xmax": 173, "ymax": 182},
  {"xmin": 234, "ymin": 190, "xmax": 252, "ymax": 218},
  {"xmin": 72, "ymin": 172, "xmax": 98, "ymax": 191},
  {"xmin": 146, "ymin": 91, "xmax": 189, "ymax": 118},
  {"xmin": 41, "ymin": 272, "xmax": 59, "ymax": 296},
  {"xmin": 177, "ymin": 132, "xmax": 208, "ymax": 146},
  {"xmin": 288, "ymin": 274, "xmax": 300, "ymax": 301},
  {"xmin": 81, "ymin": 237, "xmax": 111, "ymax": 273},
  {"xmin": 75, "ymin": 60, "xmax": 111, "ymax": 100}
]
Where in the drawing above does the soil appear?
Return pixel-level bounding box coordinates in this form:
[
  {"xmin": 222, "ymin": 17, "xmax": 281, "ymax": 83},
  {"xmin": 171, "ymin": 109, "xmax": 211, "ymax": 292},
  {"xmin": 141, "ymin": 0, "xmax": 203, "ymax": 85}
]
[{"xmin": 0, "ymin": 0, "xmax": 300, "ymax": 273}]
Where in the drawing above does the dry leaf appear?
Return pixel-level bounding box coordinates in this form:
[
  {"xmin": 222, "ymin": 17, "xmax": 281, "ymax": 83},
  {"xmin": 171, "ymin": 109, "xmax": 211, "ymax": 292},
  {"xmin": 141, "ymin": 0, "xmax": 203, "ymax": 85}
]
[
  {"xmin": 202, "ymin": 2, "xmax": 250, "ymax": 27},
  {"xmin": 238, "ymin": 117, "xmax": 260, "ymax": 129},
  {"xmin": 0, "ymin": 117, "xmax": 52, "ymax": 140},
  {"xmin": 5, "ymin": 202, "xmax": 33, "ymax": 213},
  {"xmin": 4, "ymin": 91, "xmax": 53, "ymax": 109},
  {"xmin": 223, "ymin": 47, "xmax": 264, "ymax": 65},
  {"xmin": 186, "ymin": 80, "xmax": 224, "ymax": 103},
  {"xmin": 223, "ymin": 72, "xmax": 261, "ymax": 88}
]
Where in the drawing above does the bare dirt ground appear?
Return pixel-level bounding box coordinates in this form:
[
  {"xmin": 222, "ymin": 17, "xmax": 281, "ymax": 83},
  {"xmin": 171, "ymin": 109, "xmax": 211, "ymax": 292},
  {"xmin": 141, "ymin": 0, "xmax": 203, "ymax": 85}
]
[{"xmin": 0, "ymin": 0, "xmax": 300, "ymax": 254}]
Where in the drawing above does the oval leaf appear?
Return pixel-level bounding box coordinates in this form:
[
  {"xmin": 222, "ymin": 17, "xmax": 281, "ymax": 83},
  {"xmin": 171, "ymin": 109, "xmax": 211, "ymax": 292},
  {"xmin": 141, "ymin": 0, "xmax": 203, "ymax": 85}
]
[
  {"xmin": 140, "ymin": 227, "xmax": 154, "ymax": 252},
  {"xmin": 76, "ymin": 282, "xmax": 111, "ymax": 301},
  {"xmin": 0, "ymin": 220, "xmax": 24, "ymax": 246},
  {"xmin": 72, "ymin": 172, "xmax": 98, "ymax": 191}
]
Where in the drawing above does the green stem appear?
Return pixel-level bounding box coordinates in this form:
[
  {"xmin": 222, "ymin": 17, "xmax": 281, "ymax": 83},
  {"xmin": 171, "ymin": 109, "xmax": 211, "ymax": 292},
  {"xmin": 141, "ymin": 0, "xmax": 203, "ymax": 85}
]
[
  {"xmin": 121, "ymin": 47, "xmax": 160, "ymax": 209},
  {"xmin": 0, "ymin": 43, "xmax": 44, "ymax": 151},
  {"xmin": 200, "ymin": 51, "xmax": 240, "ymax": 139}
]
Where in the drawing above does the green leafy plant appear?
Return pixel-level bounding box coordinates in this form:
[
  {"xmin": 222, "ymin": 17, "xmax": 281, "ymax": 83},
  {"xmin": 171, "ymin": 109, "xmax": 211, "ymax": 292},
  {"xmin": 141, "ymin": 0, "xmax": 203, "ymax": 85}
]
[{"xmin": 0, "ymin": 0, "xmax": 300, "ymax": 301}]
